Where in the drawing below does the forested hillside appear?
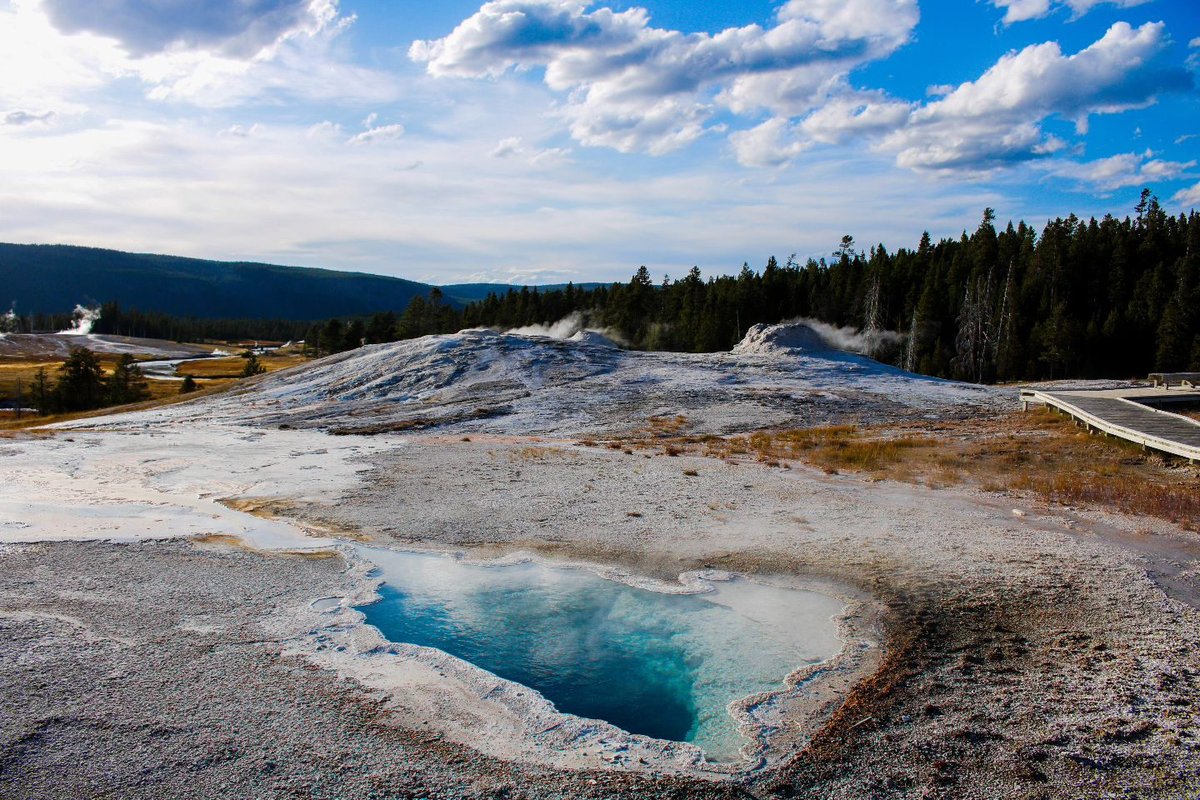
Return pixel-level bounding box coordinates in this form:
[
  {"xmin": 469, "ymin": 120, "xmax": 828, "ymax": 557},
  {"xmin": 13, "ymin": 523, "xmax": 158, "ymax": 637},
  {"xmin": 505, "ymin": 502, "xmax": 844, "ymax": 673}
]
[
  {"xmin": 0, "ymin": 243, "xmax": 434, "ymax": 320},
  {"xmin": 9, "ymin": 195, "xmax": 1197, "ymax": 383},
  {"xmin": 341, "ymin": 195, "xmax": 1198, "ymax": 382}
]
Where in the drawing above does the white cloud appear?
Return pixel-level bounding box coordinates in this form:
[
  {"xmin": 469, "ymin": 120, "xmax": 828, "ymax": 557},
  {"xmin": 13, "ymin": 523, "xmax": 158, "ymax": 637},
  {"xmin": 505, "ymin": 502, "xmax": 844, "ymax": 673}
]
[
  {"xmin": 1172, "ymin": 181, "xmax": 1200, "ymax": 209},
  {"xmin": 528, "ymin": 146, "xmax": 571, "ymax": 166},
  {"xmin": 306, "ymin": 120, "xmax": 342, "ymax": 140},
  {"xmin": 992, "ymin": 0, "xmax": 1051, "ymax": 23},
  {"xmin": 990, "ymin": 0, "xmax": 1150, "ymax": 25},
  {"xmin": 730, "ymin": 118, "xmax": 809, "ymax": 167},
  {"xmin": 797, "ymin": 89, "xmax": 911, "ymax": 145},
  {"xmin": 40, "ymin": 0, "xmax": 337, "ymax": 58},
  {"xmin": 491, "ymin": 136, "xmax": 524, "ymax": 158},
  {"xmin": 1141, "ymin": 158, "xmax": 1195, "ymax": 181},
  {"xmin": 411, "ymin": 0, "xmax": 918, "ymax": 154},
  {"xmin": 1045, "ymin": 152, "xmax": 1196, "ymax": 190},
  {"xmin": 876, "ymin": 21, "xmax": 1186, "ymax": 171},
  {"xmin": 730, "ymin": 21, "xmax": 1182, "ymax": 174},
  {"xmin": 0, "ymin": 0, "xmax": 393, "ymax": 110},
  {"xmin": 413, "ymin": 6, "xmax": 1187, "ymax": 177},
  {"xmin": 218, "ymin": 123, "xmax": 258, "ymax": 137},
  {"xmin": 489, "ymin": 134, "xmax": 572, "ymax": 165},
  {"xmin": 0, "ymin": 1, "xmax": 122, "ymax": 113},
  {"xmin": 348, "ymin": 122, "xmax": 405, "ymax": 145},
  {"xmin": 0, "ymin": 106, "xmax": 1004, "ymax": 284}
]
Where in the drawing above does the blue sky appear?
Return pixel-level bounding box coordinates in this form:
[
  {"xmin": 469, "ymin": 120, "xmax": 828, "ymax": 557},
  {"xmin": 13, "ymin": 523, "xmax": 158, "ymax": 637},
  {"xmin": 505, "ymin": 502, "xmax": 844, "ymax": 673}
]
[{"xmin": 0, "ymin": 0, "xmax": 1197, "ymax": 285}]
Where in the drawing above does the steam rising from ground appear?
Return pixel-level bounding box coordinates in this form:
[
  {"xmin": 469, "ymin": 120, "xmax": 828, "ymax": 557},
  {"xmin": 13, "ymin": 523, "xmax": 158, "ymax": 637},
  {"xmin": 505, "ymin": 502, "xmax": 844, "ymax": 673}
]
[
  {"xmin": 788, "ymin": 318, "xmax": 905, "ymax": 357},
  {"xmin": 508, "ymin": 312, "xmax": 903, "ymax": 359},
  {"xmin": 506, "ymin": 312, "xmax": 629, "ymax": 347},
  {"xmin": 0, "ymin": 307, "xmax": 16, "ymax": 336},
  {"xmin": 59, "ymin": 304, "xmax": 102, "ymax": 336}
]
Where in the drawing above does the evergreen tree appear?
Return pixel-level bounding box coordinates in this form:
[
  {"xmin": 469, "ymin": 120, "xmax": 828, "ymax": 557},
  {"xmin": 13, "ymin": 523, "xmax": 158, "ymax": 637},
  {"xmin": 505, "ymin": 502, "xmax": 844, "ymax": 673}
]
[
  {"xmin": 288, "ymin": 194, "xmax": 1198, "ymax": 384},
  {"xmin": 108, "ymin": 354, "xmax": 151, "ymax": 405},
  {"xmin": 30, "ymin": 368, "xmax": 51, "ymax": 415},
  {"xmin": 240, "ymin": 350, "xmax": 267, "ymax": 377},
  {"xmin": 54, "ymin": 348, "xmax": 107, "ymax": 411}
]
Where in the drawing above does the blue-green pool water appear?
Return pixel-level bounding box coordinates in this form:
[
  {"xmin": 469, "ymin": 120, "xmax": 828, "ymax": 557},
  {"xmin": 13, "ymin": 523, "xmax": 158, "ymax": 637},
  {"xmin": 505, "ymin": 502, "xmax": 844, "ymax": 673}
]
[{"xmin": 356, "ymin": 548, "xmax": 844, "ymax": 761}]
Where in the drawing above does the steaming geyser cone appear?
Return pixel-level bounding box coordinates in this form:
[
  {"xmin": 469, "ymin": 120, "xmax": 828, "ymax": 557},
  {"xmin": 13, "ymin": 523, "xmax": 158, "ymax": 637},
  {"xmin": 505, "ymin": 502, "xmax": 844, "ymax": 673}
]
[
  {"xmin": 568, "ymin": 329, "xmax": 620, "ymax": 348},
  {"xmin": 732, "ymin": 322, "xmax": 831, "ymax": 356}
]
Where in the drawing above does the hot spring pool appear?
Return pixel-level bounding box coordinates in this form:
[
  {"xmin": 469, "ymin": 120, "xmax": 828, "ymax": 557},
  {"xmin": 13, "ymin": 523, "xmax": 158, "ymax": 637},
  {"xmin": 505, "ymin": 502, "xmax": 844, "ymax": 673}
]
[{"xmin": 355, "ymin": 548, "xmax": 844, "ymax": 762}]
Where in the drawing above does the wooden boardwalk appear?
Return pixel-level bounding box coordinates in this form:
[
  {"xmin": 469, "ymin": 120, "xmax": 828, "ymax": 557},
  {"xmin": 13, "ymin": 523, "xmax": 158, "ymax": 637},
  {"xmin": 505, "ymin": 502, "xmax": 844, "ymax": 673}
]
[{"xmin": 1020, "ymin": 388, "xmax": 1200, "ymax": 463}]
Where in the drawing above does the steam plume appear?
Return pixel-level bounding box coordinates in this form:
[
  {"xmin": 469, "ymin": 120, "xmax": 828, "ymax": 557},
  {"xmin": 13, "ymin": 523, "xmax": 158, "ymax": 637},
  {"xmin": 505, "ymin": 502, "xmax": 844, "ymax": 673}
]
[
  {"xmin": 506, "ymin": 312, "xmax": 629, "ymax": 347},
  {"xmin": 790, "ymin": 317, "xmax": 905, "ymax": 356},
  {"xmin": 59, "ymin": 304, "xmax": 101, "ymax": 336}
]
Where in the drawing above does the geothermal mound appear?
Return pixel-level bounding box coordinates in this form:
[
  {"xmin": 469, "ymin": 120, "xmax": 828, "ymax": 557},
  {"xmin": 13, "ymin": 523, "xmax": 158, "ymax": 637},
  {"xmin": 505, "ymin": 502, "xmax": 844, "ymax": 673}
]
[
  {"xmin": 568, "ymin": 329, "xmax": 620, "ymax": 348},
  {"xmin": 119, "ymin": 326, "xmax": 1008, "ymax": 437},
  {"xmin": 732, "ymin": 323, "xmax": 831, "ymax": 356}
]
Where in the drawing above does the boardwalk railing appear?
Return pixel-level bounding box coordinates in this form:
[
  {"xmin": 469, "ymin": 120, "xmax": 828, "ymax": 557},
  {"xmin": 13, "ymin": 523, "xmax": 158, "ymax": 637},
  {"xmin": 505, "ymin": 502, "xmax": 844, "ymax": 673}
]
[
  {"xmin": 1149, "ymin": 372, "xmax": 1200, "ymax": 389},
  {"xmin": 1020, "ymin": 388, "xmax": 1200, "ymax": 464}
]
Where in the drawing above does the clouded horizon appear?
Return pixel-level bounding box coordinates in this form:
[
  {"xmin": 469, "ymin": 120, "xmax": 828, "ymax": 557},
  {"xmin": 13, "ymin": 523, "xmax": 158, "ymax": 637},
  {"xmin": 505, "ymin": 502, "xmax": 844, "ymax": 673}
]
[{"xmin": 1, "ymin": 0, "xmax": 1197, "ymax": 284}]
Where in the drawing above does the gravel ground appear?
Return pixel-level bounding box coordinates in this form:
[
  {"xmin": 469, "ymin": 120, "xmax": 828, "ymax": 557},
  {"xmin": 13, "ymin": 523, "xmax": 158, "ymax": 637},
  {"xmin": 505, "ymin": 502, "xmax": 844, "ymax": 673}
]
[
  {"xmin": 0, "ymin": 540, "xmax": 747, "ymax": 800},
  {"xmin": 298, "ymin": 438, "xmax": 1200, "ymax": 798},
  {"xmin": 3, "ymin": 434, "xmax": 1198, "ymax": 798},
  {"xmin": 2, "ymin": 329, "xmax": 1197, "ymax": 798}
]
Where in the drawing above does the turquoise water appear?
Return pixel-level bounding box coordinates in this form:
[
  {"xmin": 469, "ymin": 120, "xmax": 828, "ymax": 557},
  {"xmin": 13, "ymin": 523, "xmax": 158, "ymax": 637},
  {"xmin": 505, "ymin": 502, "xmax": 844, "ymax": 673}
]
[{"xmin": 356, "ymin": 548, "xmax": 844, "ymax": 761}]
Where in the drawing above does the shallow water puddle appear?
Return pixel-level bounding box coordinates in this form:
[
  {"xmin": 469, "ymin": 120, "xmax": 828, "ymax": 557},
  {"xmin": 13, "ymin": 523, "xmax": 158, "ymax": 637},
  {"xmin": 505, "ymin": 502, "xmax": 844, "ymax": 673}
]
[{"xmin": 356, "ymin": 548, "xmax": 844, "ymax": 762}]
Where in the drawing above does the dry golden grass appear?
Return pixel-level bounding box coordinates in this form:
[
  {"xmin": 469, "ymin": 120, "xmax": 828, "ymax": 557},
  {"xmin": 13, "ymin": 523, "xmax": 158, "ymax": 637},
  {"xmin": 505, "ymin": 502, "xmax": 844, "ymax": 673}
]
[
  {"xmin": 0, "ymin": 369, "xmax": 236, "ymax": 431},
  {"xmin": 607, "ymin": 409, "xmax": 1200, "ymax": 531},
  {"xmin": 0, "ymin": 360, "xmax": 62, "ymax": 396},
  {"xmin": 1012, "ymin": 471, "xmax": 1199, "ymax": 526},
  {"xmin": 176, "ymin": 353, "xmax": 305, "ymax": 378},
  {"xmin": 1, "ymin": 347, "xmax": 311, "ymax": 429},
  {"xmin": 0, "ymin": 356, "xmax": 192, "ymax": 404},
  {"xmin": 509, "ymin": 446, "xmax": 558, "ymax": 461},
  {"xmin": 640, "ymin": 414, "xmax": 691, "ymax": 438}
]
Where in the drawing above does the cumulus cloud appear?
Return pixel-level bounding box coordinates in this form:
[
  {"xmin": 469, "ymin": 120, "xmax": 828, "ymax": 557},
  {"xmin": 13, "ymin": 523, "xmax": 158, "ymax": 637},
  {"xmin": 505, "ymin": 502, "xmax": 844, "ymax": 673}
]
[
  {"xmin": 348, "ymin": 122, "xmax": 405, "ymax": 144},
  {"xmin": 875, "ymin": 21, "xmax": 1190, "ymax": 171},
  {"xmin": 0, "ymin": 0, "xmax": 388, "ymax": 110},
  {"xmin": 1045, "ymin": 151, "xmax": 1196, "ymax": 191},
  {"xmin": 218, "ymin": 123, "xmax": 258, "ymax": 137},
  {"xmin": 491, "ymin": 136, "xmax": 523, "ymax": 158},
  {"xmin": 1172, "ymin": 181, "xmax": 1200, "ymax": 209},
  {"xmin": 306, "ymin": 120, "xmax": 342, "ymax": 140},
  {"xmin": 411, "ymin": 0, "xmax": 919, "ymax": 154},
  {"xmin": 989, "ymin": 0, "xmax": 1150, "ymax": 25},
  {"xmin": 727, "ymin": 20, "xmax": 1190, "ymax": 173},
  {"xmin": 797, "ymin": 89, "xmax": 911, "ymax": 145},
  {"xmin": 40, "ymin": 0, "xmax": 337, "ymax": 58},
  {"xmin": 729, "ymin": 118, "xmax": 809, "ymax": 167},
  {"xmin": 489, "ymin": 134, "xmax": 572, "ymax": 165},
  {"xmin": 413, "ymin": 4, "xmax": 1188, "ymax": 177},
  {"xmin": 741, "ymin": 21, "xmax": 1186, "ymax": 173}
]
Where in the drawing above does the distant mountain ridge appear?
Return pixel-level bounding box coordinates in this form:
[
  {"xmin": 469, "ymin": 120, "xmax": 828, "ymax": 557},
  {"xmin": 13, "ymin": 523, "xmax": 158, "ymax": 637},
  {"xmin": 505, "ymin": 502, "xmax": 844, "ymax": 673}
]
[{"xmin": 0, "ymin": 243, "xmax": 602, "ymax": 320}]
